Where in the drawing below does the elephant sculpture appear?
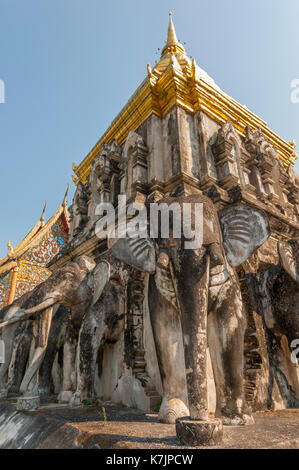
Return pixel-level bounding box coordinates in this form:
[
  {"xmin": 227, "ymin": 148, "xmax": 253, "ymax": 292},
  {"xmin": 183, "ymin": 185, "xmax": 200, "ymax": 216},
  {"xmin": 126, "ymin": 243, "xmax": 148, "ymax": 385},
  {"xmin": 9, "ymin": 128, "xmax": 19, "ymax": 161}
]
[
  {"xmin": 67, "ymin": 273, "xmax": 125, "ymax": 405},
  {"xmin": 0, "ymin": 292, "xmax": 32, "ymax": 396},
  {"xmin": 247, "ymin": 238, "xmax": 299, "ymax": 408},
  {"xmin": 0, "ymin": 255, "xmax": 96, "ymax": 400},
  {"xmin": 3, "ymin": 305, "xmax": 67, "ymax": 397},
  {"xmin": 0, "ymin": 255, "xmax": 124, "ymax": 405},
  {"xmin": 110, "ymin": 194, "xmax": 270, "ymax": 424}
]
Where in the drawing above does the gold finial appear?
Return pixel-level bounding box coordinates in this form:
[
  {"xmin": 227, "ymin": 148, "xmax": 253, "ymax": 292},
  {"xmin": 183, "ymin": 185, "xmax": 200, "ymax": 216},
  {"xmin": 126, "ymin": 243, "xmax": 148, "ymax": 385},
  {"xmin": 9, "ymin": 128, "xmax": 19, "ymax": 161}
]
[
  {"xmin": 40, "ymin": 201, "xmax": 47, "ymax": 225},
  {"xmin": 147, "ymin": 63, "xmax": 152, "ymax": 78},
  {"xmin": 289, "ymin": 140, "xmax": 296, "ymax": 149},
  {"xmin": 161, "ymin": 11, "xmax": 185, "ymax": 58},
  {"xmin": 63, "ymin": 184, "xmax": 70, "ymax": 206},
  {"xmin": 7, "ymin": 240, "xmax": 14, "ymax": 253},
  {"xmin": 166, "ymin": 10, "xmax": 179, "ymax": 48}
]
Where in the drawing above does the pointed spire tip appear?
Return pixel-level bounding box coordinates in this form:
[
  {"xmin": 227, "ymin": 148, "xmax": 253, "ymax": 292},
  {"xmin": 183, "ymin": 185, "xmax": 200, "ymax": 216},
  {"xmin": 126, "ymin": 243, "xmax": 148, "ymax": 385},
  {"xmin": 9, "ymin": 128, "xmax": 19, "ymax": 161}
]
[
  {"xmin": 160, "ymin": 10, "xmax": 185, "ymax": 58},
  {"xmin": 63, "ymin": 184, "xmax": 70, "ymax": 205},
  {"xmin": 166, "ymin": 10, "xmax": 178, "ymax": 47},
  {"xmin": 40, "ymin": 201, "xmax": 47, "ymax": 224}
]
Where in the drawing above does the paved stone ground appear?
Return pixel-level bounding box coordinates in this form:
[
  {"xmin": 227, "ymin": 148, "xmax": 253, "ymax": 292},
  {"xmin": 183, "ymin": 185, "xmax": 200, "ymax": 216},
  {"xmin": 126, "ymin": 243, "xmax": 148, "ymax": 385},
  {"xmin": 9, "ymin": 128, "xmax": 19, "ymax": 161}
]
[{"xmin": 20, "ymin": 402, "xmax": 299, "ymax": 449}]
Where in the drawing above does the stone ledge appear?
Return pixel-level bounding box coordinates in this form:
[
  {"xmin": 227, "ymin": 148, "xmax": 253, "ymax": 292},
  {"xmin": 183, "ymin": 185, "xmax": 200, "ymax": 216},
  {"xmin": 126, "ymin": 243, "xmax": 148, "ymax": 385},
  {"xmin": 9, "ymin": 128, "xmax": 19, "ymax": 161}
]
[{"xmin": 0, "ymin": 402, "xmax": 298, "ymax": 449}]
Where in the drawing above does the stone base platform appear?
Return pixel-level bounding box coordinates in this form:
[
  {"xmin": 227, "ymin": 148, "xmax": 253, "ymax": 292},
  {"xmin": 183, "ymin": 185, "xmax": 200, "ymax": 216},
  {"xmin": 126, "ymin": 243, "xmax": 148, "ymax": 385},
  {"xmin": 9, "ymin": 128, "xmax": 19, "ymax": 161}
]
[{"xmin": 0, "ymin": 401, "xmax": 298, "ymax": 449}]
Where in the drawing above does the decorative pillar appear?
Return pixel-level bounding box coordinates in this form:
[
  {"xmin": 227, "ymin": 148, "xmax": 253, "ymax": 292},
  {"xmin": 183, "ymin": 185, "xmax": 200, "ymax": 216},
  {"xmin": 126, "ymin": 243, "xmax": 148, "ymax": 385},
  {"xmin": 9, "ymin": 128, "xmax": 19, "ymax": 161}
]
[{"xmin": 8, "ymin": 267, "xmax": 18, "ymax": 306}]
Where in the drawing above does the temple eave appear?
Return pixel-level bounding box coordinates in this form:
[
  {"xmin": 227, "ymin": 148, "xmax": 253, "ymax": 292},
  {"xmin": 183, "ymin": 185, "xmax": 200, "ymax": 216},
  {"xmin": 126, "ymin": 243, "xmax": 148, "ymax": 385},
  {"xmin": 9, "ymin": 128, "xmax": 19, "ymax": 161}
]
[
  {"xmin": 74, "ymin": 72, "xmax": 297, "ymax": 184},
  {"xmin": 0, "ymin": 198, "xmax": 70, "ymax": 308}
]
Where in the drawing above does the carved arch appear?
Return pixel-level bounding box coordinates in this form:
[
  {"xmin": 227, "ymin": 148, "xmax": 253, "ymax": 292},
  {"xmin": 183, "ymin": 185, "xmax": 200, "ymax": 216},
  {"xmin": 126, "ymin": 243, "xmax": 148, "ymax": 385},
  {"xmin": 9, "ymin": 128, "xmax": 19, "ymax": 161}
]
[
  {"xmin": 120, "ymin": 131, "xmax": 148, "ymax": 197},
  {"xmin": 212, "ymin": 120, "xmax": 245, "ymax": 189},
  {"xmin": 244, "ymin": 127, "xmax": 284, "ymax": 203}
]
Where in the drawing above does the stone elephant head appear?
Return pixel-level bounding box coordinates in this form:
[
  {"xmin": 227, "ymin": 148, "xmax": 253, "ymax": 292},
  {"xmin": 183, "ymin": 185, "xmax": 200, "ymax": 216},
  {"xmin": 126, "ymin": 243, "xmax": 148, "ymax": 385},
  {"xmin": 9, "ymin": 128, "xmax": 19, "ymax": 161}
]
[
  {"xmin": 247, "ymin": 238, "xmax": 299, "ymax": 409},
  {"xmin": 249, "ymin": 238, "xmax": 299, "ymax": 342},
  {"xmin": 275, "ymin": 239, "xmax": 299, "ymax": 345},
  {"xmin": 278, "ymin": 238, "xmax": 299, "ymax": 284},
  {"xmin": 109, "ymin": 194, "xmax": 270, "ymax": 424},
  {"xmin": 0, "ymin": 256, "xmax": 110, "ymax": 329}
]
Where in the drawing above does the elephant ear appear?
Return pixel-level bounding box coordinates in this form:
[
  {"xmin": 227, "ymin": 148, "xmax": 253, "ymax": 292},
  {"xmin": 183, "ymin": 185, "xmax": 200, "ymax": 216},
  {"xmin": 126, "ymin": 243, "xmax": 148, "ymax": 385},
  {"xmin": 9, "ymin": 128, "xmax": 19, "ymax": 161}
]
[
  {"xmin": 219, "ymin": 205, "xmax": 270, "ymax": 267},
  {"xmin": 110, "ymin": 236, "xmax": 156, "ymax": 273},
  {"xmin": 91, "ymin": 261, "xmax": 110, "ymax": 305},
  {"xmin": 278, "ymin": 240, "xmax": 299, "ymax": 282}
]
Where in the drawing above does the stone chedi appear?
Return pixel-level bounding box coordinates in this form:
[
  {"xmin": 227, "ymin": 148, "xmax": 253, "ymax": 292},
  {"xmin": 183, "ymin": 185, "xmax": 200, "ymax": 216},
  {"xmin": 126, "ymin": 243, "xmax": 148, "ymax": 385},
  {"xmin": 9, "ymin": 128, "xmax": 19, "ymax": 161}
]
[{"xmin": 0, "ymin": 13, "xmax": 298, "ymax": 446}]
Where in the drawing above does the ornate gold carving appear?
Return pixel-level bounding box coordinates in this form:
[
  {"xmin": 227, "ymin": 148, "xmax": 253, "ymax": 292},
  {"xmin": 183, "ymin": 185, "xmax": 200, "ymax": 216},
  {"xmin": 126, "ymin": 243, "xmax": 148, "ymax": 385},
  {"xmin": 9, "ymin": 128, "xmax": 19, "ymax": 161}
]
[
  {"xmin": 8, "ymin": 267, "xmax": 19, "ymax": 305},
  {"xmin": 7, "ymin": 241, "xmax": 14, "ymax": 254}
]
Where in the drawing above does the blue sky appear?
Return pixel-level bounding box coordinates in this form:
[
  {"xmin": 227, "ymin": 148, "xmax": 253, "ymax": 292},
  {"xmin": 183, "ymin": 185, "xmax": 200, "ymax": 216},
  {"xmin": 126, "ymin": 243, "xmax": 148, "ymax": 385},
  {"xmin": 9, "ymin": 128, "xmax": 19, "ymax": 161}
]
[{"xmin": 0, "ymin": 0, "xmax": 298, "ymax": 257}]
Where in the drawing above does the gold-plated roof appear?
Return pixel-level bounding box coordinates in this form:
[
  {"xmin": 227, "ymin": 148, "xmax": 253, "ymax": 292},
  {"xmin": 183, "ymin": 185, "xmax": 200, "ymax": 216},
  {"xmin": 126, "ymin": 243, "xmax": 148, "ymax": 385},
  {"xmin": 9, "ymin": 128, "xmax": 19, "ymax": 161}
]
[{"xmin": 72, "ymin": 13, "xmax": 297, "ymax": 184}]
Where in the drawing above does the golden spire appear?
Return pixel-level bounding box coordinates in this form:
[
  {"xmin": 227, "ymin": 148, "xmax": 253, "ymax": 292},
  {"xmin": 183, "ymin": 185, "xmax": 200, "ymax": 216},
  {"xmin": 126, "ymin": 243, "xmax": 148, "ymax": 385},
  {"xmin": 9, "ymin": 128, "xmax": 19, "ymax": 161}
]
[
  {"xmin": 166, "ymin": 11, "xmax": 178, "ymax": 48},
  {"xmin": 161, "ymin": 11, "xmax": 186, "ymax": 58}
]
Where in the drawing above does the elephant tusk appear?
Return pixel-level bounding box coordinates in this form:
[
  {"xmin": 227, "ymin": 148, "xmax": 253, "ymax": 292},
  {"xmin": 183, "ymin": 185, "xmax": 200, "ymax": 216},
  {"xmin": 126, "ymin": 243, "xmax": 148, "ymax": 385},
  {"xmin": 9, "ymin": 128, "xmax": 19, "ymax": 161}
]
[
  {"xmin": 0, "ymin": 311, "xmax": 31, "ymax": 329},
  {"xmin": 24, "ymin": 298, "xmax": 56, "ymax": 314},
  {"xmin": 0, "ymin": 299, "xmax": 57, "ymax": 330},
  {"xmin": 0, "ymin": 319, "xmax": 13, "ymax": 329}
]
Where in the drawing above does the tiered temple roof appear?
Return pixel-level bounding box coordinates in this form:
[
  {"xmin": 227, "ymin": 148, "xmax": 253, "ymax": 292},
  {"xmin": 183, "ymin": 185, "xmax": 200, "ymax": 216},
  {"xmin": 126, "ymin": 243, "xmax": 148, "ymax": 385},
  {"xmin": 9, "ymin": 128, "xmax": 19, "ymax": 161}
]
[
  {"xmin": 0, "ymin": 191, "xmax": 70, "ymax": 308},
  {"xmin": 72, "ymin": 11, "xmax": 297, "ymax": 185}
]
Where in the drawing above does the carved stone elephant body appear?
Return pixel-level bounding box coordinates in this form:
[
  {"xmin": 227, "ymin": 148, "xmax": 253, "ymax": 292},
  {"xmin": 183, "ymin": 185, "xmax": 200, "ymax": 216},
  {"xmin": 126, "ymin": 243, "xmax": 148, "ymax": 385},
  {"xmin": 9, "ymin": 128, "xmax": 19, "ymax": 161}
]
[
  {"xmin": 0, "ymin": 256, "xmax": 96, "ymax": 399},
  {"xmin": 63, "ymin": 276, "xmax": 125, "ymax": 405},
  {"xmin": 111, "ymin": 194, "xmax": 270, "ymax": 424},
  {"xmin": 148, "ymin": 251, "xmax": 246, "ymax": 423},
  {"xmin": 248, "ymin": 239, "xmax": 299, "ymax": 407},
  {"xmin": 0, "ymin": 255, "xmax": 124, "ymax": 405}
]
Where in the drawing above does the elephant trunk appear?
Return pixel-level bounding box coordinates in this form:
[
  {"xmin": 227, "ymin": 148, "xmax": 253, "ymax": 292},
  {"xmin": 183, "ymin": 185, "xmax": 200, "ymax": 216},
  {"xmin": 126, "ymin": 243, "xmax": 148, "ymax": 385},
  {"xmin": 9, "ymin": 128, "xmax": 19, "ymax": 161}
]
[{"xmin": 178, "ymin": 250, "xmax": 210, "ymax": 421}]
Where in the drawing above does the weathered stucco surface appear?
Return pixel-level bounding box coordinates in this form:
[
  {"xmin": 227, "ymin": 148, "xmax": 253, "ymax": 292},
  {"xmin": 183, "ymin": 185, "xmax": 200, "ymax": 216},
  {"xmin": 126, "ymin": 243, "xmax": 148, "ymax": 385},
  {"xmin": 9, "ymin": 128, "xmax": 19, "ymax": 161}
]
[{"xmin": 0, "ymin": 104, "xmax": 298, "ymax": 446}]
